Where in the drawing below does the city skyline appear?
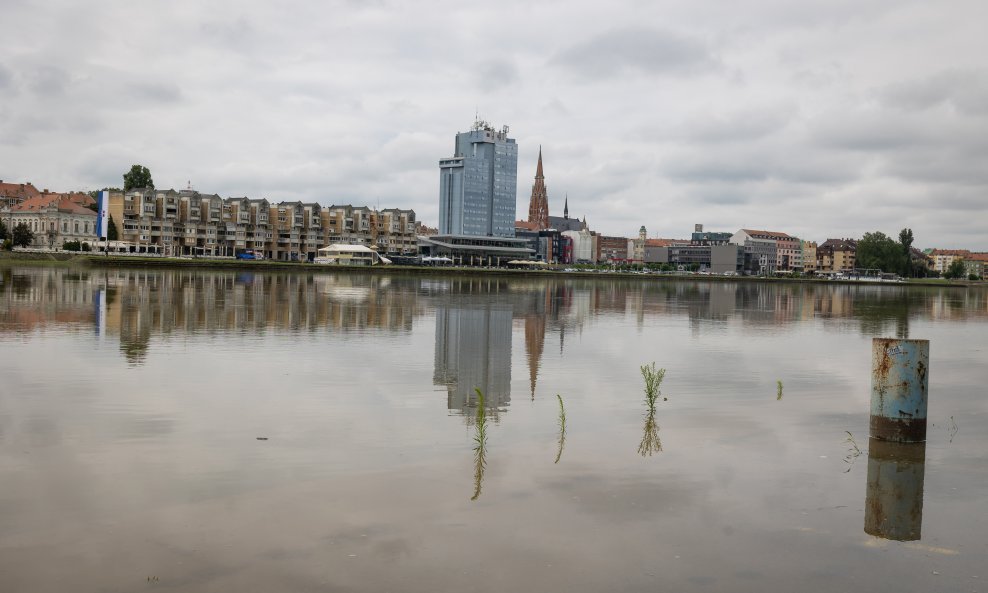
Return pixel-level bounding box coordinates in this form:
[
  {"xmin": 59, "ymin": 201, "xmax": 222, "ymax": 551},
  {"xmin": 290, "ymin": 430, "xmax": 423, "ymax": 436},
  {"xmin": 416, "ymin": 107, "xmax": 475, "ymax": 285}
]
[{"xmin": 1, "ymin": 1, "xmax": 986, "ymax": 249}]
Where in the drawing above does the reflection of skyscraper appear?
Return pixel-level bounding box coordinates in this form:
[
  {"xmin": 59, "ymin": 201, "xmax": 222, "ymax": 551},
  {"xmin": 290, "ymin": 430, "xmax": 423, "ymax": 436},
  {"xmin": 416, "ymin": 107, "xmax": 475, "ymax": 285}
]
[{"xmin": 433, "ymin": 294, "xmax": 513, "ymax": 414}]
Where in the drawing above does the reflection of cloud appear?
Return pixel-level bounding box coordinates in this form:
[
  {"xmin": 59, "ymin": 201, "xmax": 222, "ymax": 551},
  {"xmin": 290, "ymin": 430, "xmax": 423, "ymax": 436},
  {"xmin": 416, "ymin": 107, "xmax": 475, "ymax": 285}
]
[{"xmin": 540, "ymin": 473, "xmax": 704, "ymax": 522}]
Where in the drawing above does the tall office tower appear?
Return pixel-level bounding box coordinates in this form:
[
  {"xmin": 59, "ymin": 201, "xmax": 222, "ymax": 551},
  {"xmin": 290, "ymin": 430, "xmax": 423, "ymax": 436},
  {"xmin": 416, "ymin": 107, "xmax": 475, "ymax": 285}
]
[
  {"xmin": 438, "ymin": 120, "xmax": 518, "ymax": 237},
  {"xmin": 527, "ymin": 146, "xmax": 549, "ymax": 230}
]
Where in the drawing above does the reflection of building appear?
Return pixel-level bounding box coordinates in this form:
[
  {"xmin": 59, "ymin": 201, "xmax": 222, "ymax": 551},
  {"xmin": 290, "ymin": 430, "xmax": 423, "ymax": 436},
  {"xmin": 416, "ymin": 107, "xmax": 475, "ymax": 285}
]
[{"xmin": 433, "ymin": 282, "xmax": 513, "ymax": 413}]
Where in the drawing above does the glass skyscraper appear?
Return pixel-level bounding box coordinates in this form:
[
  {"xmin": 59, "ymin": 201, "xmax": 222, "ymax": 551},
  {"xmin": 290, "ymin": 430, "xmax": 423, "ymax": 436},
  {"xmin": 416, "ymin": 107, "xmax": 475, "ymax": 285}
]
[{"xmin": 438, "ymin": 121, "xmax": 518, "ymax": 237}]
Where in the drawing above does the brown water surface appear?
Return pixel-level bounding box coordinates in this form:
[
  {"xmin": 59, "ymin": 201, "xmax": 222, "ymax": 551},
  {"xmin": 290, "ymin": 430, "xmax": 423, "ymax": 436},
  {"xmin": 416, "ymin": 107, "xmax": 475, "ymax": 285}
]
[{"xmin": 1, "ymin": 267, "xmax": 986, "ymax": 592}]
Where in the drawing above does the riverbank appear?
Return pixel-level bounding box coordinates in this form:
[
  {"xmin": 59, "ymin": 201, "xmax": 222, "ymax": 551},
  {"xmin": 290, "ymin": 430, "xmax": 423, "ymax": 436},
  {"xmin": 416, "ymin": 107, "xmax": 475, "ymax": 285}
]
[{"xmin": 0, "ymin": 251, "xmax": 978, "ymax": 288}]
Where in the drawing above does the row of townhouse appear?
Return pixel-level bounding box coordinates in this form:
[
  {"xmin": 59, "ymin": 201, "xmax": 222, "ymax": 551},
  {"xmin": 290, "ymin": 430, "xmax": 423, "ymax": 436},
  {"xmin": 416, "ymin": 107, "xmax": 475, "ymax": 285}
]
[{"xmin": 108, "ymin": 189, "xmax": 418, "ymax": 261}]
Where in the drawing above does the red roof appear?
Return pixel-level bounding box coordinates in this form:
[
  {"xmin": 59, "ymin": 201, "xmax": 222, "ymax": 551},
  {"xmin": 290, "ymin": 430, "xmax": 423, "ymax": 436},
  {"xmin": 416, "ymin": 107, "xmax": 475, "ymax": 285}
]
[
  {"xmin": 0, "ymin": 182, "xmax": 41, "ymax": 201},
  {"xmin": 930, "ymin": 249, "xmax": 971, "ymax": 256},
  {"xmin": 741, "ymin": 229, "xmax": 793, "ymax": 239},
  {"xmin": 11, "ymin": 194, "xmax": 95, "ymax": 216},
  {"xmin": 645, "ymin": 238, "xmax": 688, "ymax": 247}
]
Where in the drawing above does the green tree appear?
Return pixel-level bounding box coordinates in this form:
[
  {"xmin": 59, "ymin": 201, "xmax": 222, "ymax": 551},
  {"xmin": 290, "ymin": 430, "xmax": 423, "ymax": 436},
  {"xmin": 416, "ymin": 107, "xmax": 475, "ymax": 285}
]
[
  {"xmin": 856, "ymin": 231, "xmax": 904, "ymax": 273},
  {"xmin": 898, "ymin": 228, "xmax": 914, "ymax": 277},
  {"xmin": 944, "ymin": 258, "xmax": 966, "ymax": 279},
  {"xmin": 122, "ymin": 165, "xmax": 154, "ymax": 191},
  {"xmin": 0, "ymin": 219, "xmax": 7, "ymax": 241},
  {"xmin": 12, "ymin": 222, "xmax": 34, "ymax": 248},
  {"xmin": 107, "ymin": 214, "xmax": 119, "ymax": 241}
]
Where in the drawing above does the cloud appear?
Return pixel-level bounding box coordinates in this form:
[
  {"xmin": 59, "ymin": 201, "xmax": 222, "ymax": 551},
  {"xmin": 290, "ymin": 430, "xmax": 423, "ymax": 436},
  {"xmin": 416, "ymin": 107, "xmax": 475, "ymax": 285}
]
[
  {"xmin": 880, "ymin": 70, "xmax": 988, "ymax": 116},
  {"xmin": 475, "ymin": 59, "xmax": 519, "ymax": 91},
  {"xmin": 0, "ymin": 63, "xmax": 13, "ymax": 90},
  {"xmin": 551, "ymin": 27, "xmax": 719, "ymax": 81}
]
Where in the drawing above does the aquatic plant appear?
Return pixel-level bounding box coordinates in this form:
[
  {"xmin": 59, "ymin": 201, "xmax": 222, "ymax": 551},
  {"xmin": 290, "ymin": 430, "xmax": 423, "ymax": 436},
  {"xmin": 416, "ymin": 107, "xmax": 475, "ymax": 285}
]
[
  {"xmin": 641, "ymin": 362, "xmax": 666, "ymax": 408},
  {"xmin": 777, "ymin": 380, "xmax": 784, "ymax": 401},
  {"xmin": 554, "ymin": 394, "xmax": 566, "ymax": 464},
  {"xmin": 471, "ymin": 388, "xmax": 488, "ymax": 501},
  {"xmin": 638, "ymin": 363, "xmax": 665, "ymax": 456}
]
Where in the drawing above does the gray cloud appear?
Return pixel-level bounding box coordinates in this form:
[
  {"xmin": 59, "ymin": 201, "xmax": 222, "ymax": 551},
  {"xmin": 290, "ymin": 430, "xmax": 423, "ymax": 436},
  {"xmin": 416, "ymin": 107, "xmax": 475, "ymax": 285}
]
[
  {"xmin": 551, "ymin": 27, "xmax": 718, "ymax": 80},
  {"xmin": 1, "ymin": 0, "xmax": 987, "ymax": 249},
  {"xmin": 880, "ymin": 70, "xmax": 988, "ymax": 116},
  {"xmin": 0, "ymin": 63, "xmax": 13, "ymax": 90},
  {"xmin": 476, "ymin": 59, "xmax": 519, "ymax": 91}
]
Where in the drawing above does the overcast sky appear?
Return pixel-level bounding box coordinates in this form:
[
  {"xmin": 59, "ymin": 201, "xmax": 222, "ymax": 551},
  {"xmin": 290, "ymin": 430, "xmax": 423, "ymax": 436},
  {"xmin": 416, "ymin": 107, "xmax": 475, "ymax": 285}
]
[{"xmin": 2, "ymin": 0, "xmax": 986, "ymax": 248}]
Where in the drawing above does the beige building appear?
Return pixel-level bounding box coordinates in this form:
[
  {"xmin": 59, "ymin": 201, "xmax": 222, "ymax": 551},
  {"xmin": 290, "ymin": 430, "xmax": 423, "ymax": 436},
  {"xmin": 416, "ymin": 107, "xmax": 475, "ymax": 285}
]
[
  {"xmin": 6, "ymin": 193, "xmax": 97, "ymax": 248},
  {"xmin": 816, "ymin": 238, "xmax": 856, "ymax": 273},
  {"xmin": 929, "ymin": 249, "xmax": 970, "ymax": 273},
  {"xmin": 108, "ymin": 189, "xmax": 416, "ymax": 260},
  {"xmin": 801, "ymin": 240, "xmax": 817, "ymax": 274}
]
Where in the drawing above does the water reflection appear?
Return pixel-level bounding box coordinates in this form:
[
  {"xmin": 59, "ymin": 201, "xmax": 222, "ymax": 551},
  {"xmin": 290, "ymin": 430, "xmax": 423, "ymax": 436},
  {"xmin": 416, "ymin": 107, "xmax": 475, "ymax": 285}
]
[
  {"xmin": 864, "ymin": 439, "xmax": 926, "ymax": 541},
  {"xmin": 471, "ymin": 389, "xmax": 489, "ymax": 501},
  {"xmin": 432, "ymin": 279, "xmax": 513, "ymax": 415},
  {"xmin": 554, "ymin": 394, "xmax": 566, "ymax": 464},
  {"xmin": 3, "ymin": 267, "xmax": 987, "ymax": 368}
]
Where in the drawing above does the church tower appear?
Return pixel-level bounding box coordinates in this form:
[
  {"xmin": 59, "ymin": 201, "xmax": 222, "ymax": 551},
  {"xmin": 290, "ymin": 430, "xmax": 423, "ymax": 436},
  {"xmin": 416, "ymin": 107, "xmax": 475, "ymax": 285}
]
[{"xmin": 527, "ymin": 147, "xmax": 549, "ymax": 230}]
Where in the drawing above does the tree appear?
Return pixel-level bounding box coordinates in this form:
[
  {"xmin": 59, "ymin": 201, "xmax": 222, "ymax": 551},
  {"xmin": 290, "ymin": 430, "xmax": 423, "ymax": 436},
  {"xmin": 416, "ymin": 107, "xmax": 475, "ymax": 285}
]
[
  {"xmin": 856, "ymin": 231, "xmax": 905, "ymax": 273},
  {"xmin": 12, "ymin": 222, "xmax": 34, "ymax": 248},
  {"xmin": 107, "ymin": 214, "xmax": 119, "ymax": 241},
  {"xmin": 122, "ymin": 165, "xmax": 154, "ymax": 191},
  {"xmin": 0, "ymin": 219, "xmax": 7, "ymax": 241},
  {"xmin": 898, "ymin": 228, "xmax": 914, "ymax": 277},
  {"xmin": 944, "ymin": 258, "xmax": 966, "ymax": 280}
]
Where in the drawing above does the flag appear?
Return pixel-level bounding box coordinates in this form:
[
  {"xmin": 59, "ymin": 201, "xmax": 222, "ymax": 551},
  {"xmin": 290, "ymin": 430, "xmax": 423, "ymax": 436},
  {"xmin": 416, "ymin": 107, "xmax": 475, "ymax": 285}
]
[{"xmin": 96, "ymin": 191, "xmax": 109, "ymax": 239}]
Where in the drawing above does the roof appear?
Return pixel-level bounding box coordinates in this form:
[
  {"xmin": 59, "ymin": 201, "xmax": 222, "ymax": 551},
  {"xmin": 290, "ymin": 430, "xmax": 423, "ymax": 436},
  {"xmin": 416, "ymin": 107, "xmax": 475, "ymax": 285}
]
[
  {"xmin": 0, "ymin": 182, "xmax": 41, "ymax": 201},
  {"xmin": 930, "ymin": 249, "xmax": 971, "ymax": 256},
  {"xmin": 515, "ymin": 220, "xmax": 540, "ymax": 231},
  {"xmin": 11, "ymin": 194, "xmax": 96, "ymax": 216},
  {"xmin": 741, "ymin": 229, "xmax": 794, "ymax": 240},
  {"xmin": 645, "ymin": 238, "xmax": 688, "ymax": 247},
  {"xmin": 318, "ymin": 244, "xmax": 377, "ymax": 253},
  {"xmin": 966, "ymin": 252, "xmax": 988, "ymax": 262}
]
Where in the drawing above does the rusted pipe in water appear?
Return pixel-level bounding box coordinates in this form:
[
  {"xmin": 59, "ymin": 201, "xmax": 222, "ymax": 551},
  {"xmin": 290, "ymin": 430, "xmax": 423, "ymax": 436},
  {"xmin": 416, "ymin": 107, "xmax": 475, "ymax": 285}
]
[{"xmin": 870, "ymin": 338, "xmax": 929, "ymax": 442}]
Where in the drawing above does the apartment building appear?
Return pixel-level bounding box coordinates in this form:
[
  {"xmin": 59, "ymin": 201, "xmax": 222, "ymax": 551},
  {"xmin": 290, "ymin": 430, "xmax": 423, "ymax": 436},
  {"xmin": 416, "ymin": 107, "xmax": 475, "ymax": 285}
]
[
  {"xmin": 928, "ymin": 249, "xmax": 970, "ymax": 273},
  {"xmin": 108, "ymin": 189, "xmax": 416, "ymax": 259},
  {"xmin": 734, "ymin": 229, "xmax": 801, "ymax": 271},
  {"xmin": 817, "ymin": 238, "xmax": 857, "ymax": 273}
]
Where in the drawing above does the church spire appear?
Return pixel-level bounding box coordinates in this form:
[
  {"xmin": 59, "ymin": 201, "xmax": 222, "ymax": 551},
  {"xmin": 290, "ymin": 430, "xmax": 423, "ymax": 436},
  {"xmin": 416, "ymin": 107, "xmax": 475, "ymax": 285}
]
[
  {"xmin": 527, "ymin": 146, "xmax": 549, "ymax": 230},
  {"xmin": 563, "ymin": 194, "xmax": 569, "ymax": 219}
]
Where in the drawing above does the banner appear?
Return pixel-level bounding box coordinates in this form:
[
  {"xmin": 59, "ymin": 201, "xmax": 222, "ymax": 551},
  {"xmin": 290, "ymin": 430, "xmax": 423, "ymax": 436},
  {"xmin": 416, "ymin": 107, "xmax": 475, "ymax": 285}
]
[{"xmin": 96, "ymin": 190, "xmax": 109, "ymax": 239}]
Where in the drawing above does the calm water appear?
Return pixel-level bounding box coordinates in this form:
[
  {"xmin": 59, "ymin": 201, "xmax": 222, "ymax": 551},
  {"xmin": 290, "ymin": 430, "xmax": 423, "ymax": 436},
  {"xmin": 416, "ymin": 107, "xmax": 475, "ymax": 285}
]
[{"xmin": 1, "ymin": 266, "xmax": 986, "ymax": 593}]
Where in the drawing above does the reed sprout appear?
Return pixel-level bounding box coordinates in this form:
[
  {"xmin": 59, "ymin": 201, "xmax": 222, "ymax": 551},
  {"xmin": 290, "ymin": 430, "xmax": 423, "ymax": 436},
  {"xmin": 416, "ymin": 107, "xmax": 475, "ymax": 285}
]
[
  {"xmin": 638, "ymin": 363, "xmax": 665, "ymax": 456},
  {"xmin": 777, "ymin": 380, "xmax": 784, "ymax": 401},
  {"xmin": 641, "ymin": 363, "xmax": 666, "ymax": 408}
]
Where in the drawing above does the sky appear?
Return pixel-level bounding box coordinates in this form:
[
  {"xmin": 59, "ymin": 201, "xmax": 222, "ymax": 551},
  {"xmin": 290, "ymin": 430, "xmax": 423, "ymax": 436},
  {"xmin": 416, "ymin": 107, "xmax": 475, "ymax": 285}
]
[{"xmin": 1, "ymin": 0, "xmax": 986, "ymax": 249}]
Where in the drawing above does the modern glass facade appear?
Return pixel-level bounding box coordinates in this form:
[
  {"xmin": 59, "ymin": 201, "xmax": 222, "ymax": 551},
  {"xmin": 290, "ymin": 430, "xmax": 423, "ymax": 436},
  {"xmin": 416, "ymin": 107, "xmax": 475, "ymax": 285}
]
[{"xmin": 438, "ymin": 123, "xmax": 517, "ymax": 237}]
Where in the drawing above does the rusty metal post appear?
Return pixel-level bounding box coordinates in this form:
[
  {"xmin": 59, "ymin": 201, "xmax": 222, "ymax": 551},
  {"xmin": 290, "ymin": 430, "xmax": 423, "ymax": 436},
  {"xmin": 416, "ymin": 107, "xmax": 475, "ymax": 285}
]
[
  {"xmin": 870, "ymin": 338, "xmax": 929, "ymax": 442},
  {"xmin": 864, "ymin": 440, "xmax": 926, "ymax": 541}
]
